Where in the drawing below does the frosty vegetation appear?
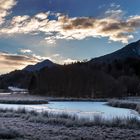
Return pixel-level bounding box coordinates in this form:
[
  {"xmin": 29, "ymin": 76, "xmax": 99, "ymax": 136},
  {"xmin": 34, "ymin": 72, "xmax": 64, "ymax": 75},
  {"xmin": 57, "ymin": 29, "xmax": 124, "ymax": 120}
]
[
  {"xmin": 108, "ymin": 99, "xmax": 140, "ymax": 114},
  {"xmin": 0, "ymin": 108, "xmax": 140, "ymax": 129},
  {"xmin": 0, "ymin": 108, "xmax": 140, "ymax": 139}
]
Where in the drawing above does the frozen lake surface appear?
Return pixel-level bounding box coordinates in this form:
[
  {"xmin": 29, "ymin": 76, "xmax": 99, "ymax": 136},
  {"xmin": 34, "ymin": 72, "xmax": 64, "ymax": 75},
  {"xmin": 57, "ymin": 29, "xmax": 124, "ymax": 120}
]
[{"xmin": 0, "ymin": 101, "xmax": 139, "ymax": 119}]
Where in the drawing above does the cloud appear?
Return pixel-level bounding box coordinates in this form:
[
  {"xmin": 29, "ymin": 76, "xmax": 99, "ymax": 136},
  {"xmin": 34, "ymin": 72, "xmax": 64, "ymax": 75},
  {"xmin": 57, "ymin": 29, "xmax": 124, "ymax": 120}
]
[
  {"xmin": 35, "ymin": 12, "xmax": 50, "ymax": 20},
  {"xmin": 63, "ymin": 58, "xmax": 77, "ymax": 64},
  {"xmin": 0, "ymin": 0, "xmax": 17, "ymax": 25},
  {"xmin": 20, "ymin": 49, "xmax": 32, "ymax": 53},
  {"xmin": 11, "ymin": 15, "xmax": 30, "ymax": 24},
  {"xmin": 0, "ymin": 50, "xmax": 80, "ymax": 74},
  {"xmin": 31, "ymin": 53, "xmax": 51, "ymax": 61},
  {"xmin": 52, "ymin": 54, "xmax": 60, "ymax": 57},
  {"xmin": 0, "ymin": 52, "xmax": 39, "ymax": 73},
  {"xmin": 0, "ymin": 52, "xmax": 39, "ymax": 64},
  {"xmin": 0, "ymin": 5, "xmax": 140, "ymax": 44},
  {"xmin": 110, "ymin": 3, "xmax": 120, "ymax": 9},
  {"xmin": 45, "ymin": 36, "xmax": 57, "ymax": 44},
  {"xmin": 105, "ymin": 9, "xmax": 124, "ymax": 19}
]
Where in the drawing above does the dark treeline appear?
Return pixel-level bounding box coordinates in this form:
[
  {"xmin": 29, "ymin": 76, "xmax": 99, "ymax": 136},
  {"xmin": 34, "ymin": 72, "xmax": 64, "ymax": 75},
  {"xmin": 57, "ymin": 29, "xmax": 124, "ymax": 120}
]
[
  {"xmin": 0, "ymin": 70, "xmax": 32, "ymax": 89},
  {"xmin": 28, "ymin": 57, "xmax": 140, "ymax": 98},
  {"xmin": 1, "ymin": 57, "xmax": 140, "ymax": 98}
]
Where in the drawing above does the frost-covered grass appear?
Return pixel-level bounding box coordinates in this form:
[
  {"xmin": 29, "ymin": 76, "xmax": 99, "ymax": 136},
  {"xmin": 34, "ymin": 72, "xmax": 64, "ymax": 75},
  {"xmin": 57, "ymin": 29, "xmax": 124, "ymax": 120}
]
[
  {"xmin": 136, "ymin": 104, "xmax": 140, "ymax": 114},
  {"xmin": 0, "ymin": 108, "xmax": 140, "ymax": 129},
  {"xmin": 0, "ymin": 93, "xmax": 48, "ymax": 104},
  {"xmin": 0, "ymin": 93, "xmax": 107, "ymax": 104},
  {"xmin": 108, "ymin": 99, "xmax": 137, "ymax": 109},
  {"xmin": 0, "ymin": 128, "xmax": 22, "ymax": 139},
  {"xmin": 0, "ymin": 99, "xmax": 48, "ymax": 104},
  {"xmin": 108, "ymin": 99, "xmax": 140, "ymax": 114}
]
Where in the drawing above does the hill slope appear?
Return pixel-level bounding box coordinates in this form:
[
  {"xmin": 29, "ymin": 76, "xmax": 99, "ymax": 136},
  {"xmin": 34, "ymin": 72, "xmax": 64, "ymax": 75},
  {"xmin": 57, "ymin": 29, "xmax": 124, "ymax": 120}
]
[
  {"xmin": 23, "ymin": 59, "xmax": 57, "ymax": 72},
  {"xmin": 90, "ymin": 40, "xmax": 140, "ymax": 63}
]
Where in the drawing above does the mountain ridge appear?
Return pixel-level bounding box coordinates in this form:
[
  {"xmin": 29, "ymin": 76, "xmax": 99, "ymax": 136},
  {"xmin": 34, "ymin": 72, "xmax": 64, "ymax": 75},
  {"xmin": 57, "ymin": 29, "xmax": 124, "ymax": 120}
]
[
  {"xmin": 23, "ymin": 59, "xmax": 57, "ymax": 72},
  {"xmin": 23, "ymin": 40, "xmax": 140, "ymax": 71},
  {"xmin": 90, "ymin": 40, "xmax": 140, "ymax": 63}
]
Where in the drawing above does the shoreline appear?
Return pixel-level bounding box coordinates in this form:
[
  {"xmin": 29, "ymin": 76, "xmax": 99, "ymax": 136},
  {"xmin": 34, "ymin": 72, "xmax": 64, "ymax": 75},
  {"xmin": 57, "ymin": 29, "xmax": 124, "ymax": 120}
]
[
  {"xmin": 0, "ymin": 93, "xmax": 108, "ymax": 104},
  {"xmin": 0, "ymin": 99, "xmax": 48, "ymax": 104},
  {"xmin": 48, "ymin": 98, "xmax": 107, "ymax": 102}
]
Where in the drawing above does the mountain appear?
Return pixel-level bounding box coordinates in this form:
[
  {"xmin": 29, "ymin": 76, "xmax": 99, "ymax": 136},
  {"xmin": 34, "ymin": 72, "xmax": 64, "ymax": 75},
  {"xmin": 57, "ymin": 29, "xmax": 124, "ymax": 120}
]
[
  {"xmin": 23, "ymin": 59, "xmax": 56, "ymax": 72},
  {"xmin": 28, "ymin": 39, "xmax": 140, "ymax": 98},
  {"xmin": 21, "ymin": 39, "xmax": 140, "ymax": 72},
  {"xmin": 90, "ymin": 40, "xmax": 140, "ymax": 63},
  {"xmin": 1, "ymin": 40, "xmax": 140, "ymax": 98}
]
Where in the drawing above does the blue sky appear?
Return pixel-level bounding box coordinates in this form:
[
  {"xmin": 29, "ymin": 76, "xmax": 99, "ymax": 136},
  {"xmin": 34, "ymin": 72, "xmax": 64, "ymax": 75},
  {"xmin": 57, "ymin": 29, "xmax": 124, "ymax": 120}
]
[{"xmin": 0, "ymin": 0, "xmax": 140, "ymax": 74}]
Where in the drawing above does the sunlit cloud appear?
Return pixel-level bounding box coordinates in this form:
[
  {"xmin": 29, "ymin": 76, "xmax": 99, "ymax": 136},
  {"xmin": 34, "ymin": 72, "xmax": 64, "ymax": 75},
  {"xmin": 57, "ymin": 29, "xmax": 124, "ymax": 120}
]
[
  {"xmin": 0, "ymin": 7, "xmax": 140, "ymax": 44},
  {"xmin": 0, "ymin": 0, "xmax": 17, "ymax": 25},
  {"xmin": 0, "ymin": 51, "xmax": 66, "ymax": 73},
  {"xmin": 0, "ymin": 50, "xmax": 79, "ymax": 73},
  {"xmin": 20, "ymin": 49, "xmax": 32, "ymax": 53},
  {"xmin": 52, "ymin": 54, "xmax": 60, "ymax": 57},
  {"xmin": 0, "ymin": 1, "xmax": 139, "ymax": 45},
  {"xmin": 35, "ymin": 12, "xmax": 50, "ymax": 20},
  {"xmin": 0, "ymin": 52, "xmax": 39, "ymax": 73},
  {"xmin": 63, "ymin": 58, "xmax": 77, "ymax": 64}
]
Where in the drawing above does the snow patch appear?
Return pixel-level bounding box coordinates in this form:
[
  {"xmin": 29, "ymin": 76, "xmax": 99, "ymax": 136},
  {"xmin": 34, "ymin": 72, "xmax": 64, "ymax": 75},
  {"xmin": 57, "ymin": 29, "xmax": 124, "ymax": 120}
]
[{"xmin": 8, "ymin": 86, "xmax": 28, "ymax": 93}]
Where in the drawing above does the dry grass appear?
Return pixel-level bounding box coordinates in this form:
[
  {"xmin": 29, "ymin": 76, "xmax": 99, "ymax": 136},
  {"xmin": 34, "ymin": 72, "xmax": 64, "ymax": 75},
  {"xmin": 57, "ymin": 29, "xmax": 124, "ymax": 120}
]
[
  {"xmin": 136, "ymin": 104, "xmax": 140, "ymax": 114},
  {"xmin": 0, "ymin": 108, "xmax": 140, "ymax": 129},
  {"xmin": 0, "ymin": 99, "xmax": 48, "ymax": 104},
  {"xmin": 0, "ymin": 128, "xmax": 22, "ymax": 139},
  {"xmin": 108, "ymin": 99, "xmax": 137, "ymax": 109}
]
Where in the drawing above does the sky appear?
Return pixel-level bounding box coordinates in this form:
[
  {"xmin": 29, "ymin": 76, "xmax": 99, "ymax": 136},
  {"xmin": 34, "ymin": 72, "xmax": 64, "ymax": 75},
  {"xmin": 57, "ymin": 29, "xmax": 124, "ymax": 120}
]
[{"xmin": 0, "ymin": 0, "xmax": 140, "ymax": 74}]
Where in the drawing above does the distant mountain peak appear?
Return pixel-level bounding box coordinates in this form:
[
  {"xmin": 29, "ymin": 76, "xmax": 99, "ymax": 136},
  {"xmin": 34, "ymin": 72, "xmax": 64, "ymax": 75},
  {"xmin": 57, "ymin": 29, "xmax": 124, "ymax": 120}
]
[
  {"xmin": 90, "ymin": 39, "xmax": 140, "ymax": 63},
  {"xmin": 23, "ymin": 59, "xmax": 56, "ymax": 72}
]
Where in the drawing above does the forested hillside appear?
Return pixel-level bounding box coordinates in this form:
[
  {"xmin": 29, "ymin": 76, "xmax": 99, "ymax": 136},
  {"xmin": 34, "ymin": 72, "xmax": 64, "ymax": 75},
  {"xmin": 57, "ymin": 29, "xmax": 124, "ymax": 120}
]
[{"xmin": 29, "ymin": 57, "xmax": 140, "ymax": 98}]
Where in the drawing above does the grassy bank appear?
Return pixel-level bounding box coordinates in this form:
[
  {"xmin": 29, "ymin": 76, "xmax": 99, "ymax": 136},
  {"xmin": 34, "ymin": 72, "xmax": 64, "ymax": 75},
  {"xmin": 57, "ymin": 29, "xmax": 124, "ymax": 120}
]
[
  {"xmin": 0, "ymin": 99, "xmax": 48, "ymax": 104},
  {"xmin": 108, "ymin": 99, "xmax": 140, "ymax": 114},
  {"xmin": 0, "ymin": 93, "xmax": 108, "ymax": 104},
  {"xmin": 0, "ymin": 108, "xmax": 140, "ymax": 129},
  {"xmin": 48, "ymin": 98, "xmax": 107, "ymax": 102},
  {"xmin": 0, "ymin": 97, "xmax": 107, "ymax": 104}
]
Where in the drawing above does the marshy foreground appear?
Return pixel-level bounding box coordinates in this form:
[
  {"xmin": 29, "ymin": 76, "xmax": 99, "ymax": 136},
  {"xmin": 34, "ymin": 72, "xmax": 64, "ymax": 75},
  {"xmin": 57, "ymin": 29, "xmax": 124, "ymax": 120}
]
[
  {"xmin": 0, "ymin": 109, "xmax": 140, "ymax": 140},
  {"xmin": 0, "ymin": 94, "xmax": 140, "ymax": 139}
]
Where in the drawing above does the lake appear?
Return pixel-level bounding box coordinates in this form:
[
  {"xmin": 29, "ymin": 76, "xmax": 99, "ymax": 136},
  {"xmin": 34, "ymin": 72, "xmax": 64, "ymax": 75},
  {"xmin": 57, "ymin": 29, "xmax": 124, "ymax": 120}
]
[{"xmin": 0, "ymin": 101, "xmax": 139, "ymax": 119}]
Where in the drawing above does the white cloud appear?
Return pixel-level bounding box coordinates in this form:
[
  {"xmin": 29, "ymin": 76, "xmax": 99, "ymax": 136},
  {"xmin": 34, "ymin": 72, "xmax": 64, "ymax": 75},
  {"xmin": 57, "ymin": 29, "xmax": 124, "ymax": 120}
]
[
  {"xmin": 20, "ymin": 49, "xmax": 32, "ymax": 53},
  {"xmin": 52, "ymin": 54, "xmax": 60, "ymax": 57},
  {"xmin": 0, "ymin": 5, "xmax": 140, "ymax": 44},
  {"xmin": 31, "ymin": 53, "xmax": 51, "ymax": 61},
  {"xmin": 105, "ymin": 9, "xmax": 124, "ymax": 19},
  {"xmin": 45, "ymin": 36, "xmax": 56, "ymax": 44},
  {"xmin": 63, "ymin": 58, "xmax": 77, "ymax": 64},
  {"xmin": 0, "ymin": 0, "xmax": 17, "ymax": 25},
  {"xmin": 110, "ymin": 3, "xmax": 120, "ymax": 9},
  {"xmin": 12, "ymin": 15, "xmax": 30, "ymax": 24},
  {"xmin": 35, "ymin": 12, "xmax": 50, "ymax": 20}
]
